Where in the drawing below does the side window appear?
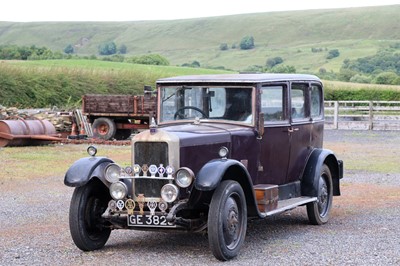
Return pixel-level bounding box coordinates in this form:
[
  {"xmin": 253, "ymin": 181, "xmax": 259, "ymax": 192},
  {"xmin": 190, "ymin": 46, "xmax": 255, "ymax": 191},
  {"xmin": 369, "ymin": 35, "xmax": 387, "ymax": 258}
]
[
  {"xmin": 261, "ymin": 85, "xmax": 285, "ymax": 122},
  {"xmin": 310, "ymin": 85, "xmax": 322, "ymax": 118},
  {"xmin": 291, "ymin": 84, "xmax": 307, "ymax": 120}
]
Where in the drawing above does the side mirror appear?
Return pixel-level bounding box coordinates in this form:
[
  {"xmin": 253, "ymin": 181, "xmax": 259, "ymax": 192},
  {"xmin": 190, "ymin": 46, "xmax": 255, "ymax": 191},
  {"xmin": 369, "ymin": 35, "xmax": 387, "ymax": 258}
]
[{"xmin": 258, "ymin": 113, "xmax": 265, "ymax": 139}]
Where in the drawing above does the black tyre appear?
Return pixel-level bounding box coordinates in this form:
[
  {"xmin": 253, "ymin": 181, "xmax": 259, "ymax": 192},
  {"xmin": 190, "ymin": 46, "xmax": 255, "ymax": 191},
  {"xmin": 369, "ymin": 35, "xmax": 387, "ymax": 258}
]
[
  {"xmin": 307, "ymin": 164, "xmax": 333, "ymax": 225},
  {"xmin": 208, "ymin": 180, "xmax": 247, "ymax": 261},
  {"xmin": 92, "ymin": 118, "xmax": 116, "ymax": 140},
  {"xmin": 69, "ymin": 179, "xmax": 111, "ymax": 251}
]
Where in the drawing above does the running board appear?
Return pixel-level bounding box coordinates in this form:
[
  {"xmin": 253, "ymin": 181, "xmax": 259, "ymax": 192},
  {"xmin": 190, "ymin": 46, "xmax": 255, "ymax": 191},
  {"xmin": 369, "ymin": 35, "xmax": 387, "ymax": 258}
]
[{"xmin": 262, "ymin": 197, "xmax": 317, "ymax": 216}]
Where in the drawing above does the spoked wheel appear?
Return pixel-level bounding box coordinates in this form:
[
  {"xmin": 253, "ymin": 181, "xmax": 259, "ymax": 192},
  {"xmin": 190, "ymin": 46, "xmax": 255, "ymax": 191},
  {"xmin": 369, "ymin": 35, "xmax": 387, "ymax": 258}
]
[
  {"xmin": 307, "ymin": 164, "xmax": 333, "ymax": 225},
  {"xmin": 69, "ymin": 179, "xmax": 111, "ymax": 251},
  {"xmin": 208, "ymin": 180, "xmax": 247, "ymax": 261}
]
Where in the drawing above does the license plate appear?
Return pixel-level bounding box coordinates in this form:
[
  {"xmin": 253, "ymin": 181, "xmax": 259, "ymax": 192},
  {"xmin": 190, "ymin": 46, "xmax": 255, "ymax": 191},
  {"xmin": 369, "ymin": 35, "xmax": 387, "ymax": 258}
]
[{"xmin": 128, "ymin": 214, "xmax": 175, "ymax": 227}]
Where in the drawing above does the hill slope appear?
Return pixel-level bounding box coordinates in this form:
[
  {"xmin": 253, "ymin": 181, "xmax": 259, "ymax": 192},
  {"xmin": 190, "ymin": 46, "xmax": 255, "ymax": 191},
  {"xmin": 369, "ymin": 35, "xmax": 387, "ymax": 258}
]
[{"xmin": 1, "ymin": 5, "xmax": 400, "ymax": 72}]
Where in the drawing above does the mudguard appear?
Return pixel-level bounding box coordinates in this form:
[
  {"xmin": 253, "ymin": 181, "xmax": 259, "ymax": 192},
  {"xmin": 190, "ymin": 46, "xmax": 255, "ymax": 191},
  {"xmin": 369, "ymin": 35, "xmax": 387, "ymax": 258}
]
[
  {"xmin": 194, "ymin": 159, "xmax": 252, "ymax": 191},
  {"xmin": 301, "ymin": 148, "xmax": 343, "ymax": 197},
  {"xmin": 64, "ymin": 156, "xmax": 114, "ymax": 187}
]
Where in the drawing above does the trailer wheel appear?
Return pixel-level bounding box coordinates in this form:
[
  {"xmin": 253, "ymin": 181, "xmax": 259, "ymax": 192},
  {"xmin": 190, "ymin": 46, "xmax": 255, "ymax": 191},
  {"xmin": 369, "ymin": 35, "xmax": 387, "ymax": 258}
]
[{"xmin": 92, "ymin": 118, "xmax": 116, "ymax": 140}]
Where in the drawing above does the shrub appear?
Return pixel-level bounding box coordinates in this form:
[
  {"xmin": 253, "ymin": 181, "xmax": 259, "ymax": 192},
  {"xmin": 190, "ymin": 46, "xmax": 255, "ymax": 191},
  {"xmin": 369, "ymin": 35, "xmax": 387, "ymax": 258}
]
[
  {"xmin": 372, "ymin": 72, "xmax": 399, "ymax": 84},
  {"xmin": 64, "ymin": 44, "xmax": 74, "ymax": 54},
  {"xmin": 269, "ymin": 65, "xmax": 296, "ymax": 73},
  {"xmin": 219, "ymin": 43, "xmax": 228, "ymax": 51},
  {"xmin": 349, "ymin": 74, "xmax": 372, "ymax": 84},
  {"xmin": 128, "ymin": 54, "xmax": 169, "ymax": 66},
  {"xmin": 266, "ymin": 57, "xmax": 283, "ymax": 68},
  {"xmin": 327, "ymin": 49, "xmax": 340, "ymax": 59},
  {"xmin": 239, "ymin": 36, "xmax": 255, "ymax": 50},
  {"xmin": 98, "ymin": 41, "xmax": 117, "ymax": 55}
]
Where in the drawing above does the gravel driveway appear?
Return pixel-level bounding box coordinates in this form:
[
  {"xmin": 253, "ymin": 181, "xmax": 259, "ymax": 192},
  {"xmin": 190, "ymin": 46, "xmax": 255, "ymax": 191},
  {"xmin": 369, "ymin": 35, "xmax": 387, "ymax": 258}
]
[{"xmin": 1, "ymin": 130, "xmax": 399, "ymax": 265}]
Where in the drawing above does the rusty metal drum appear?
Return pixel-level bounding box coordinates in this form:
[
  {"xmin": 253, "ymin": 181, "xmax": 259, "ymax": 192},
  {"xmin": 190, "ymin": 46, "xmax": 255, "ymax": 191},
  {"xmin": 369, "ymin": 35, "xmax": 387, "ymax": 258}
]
[{"xmin": 0, "ymin": 119, "xmax": 58, "ymax": 147}]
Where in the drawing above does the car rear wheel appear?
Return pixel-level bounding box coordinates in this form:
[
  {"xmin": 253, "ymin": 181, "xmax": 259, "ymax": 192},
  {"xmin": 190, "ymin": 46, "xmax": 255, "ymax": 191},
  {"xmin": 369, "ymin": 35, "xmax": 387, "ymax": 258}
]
[
  {"xmin": 208, "ymin": 180, "xmax": 247, "ymax": 261},
  {"xmin": 69, "ymin": 179, "xmax": 111, "ymax": 251},
  {"xmin": 307, "ymin": 164, "xmax": 333, "ymax": 225}
]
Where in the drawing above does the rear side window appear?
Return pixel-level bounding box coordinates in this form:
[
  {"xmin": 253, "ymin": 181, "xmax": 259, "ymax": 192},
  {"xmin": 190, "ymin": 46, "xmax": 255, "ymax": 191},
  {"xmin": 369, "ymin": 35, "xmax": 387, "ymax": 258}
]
[{"xmin": 310, "ymin": 85, "xmax": 322, "ymax": 118}]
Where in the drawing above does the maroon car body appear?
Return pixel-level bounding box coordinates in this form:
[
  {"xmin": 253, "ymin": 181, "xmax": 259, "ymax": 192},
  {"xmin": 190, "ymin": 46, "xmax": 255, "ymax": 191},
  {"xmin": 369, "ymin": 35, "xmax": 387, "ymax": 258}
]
[{"xmin": 65, "ymin": 74, "xmax": 343, "ymax": 261}]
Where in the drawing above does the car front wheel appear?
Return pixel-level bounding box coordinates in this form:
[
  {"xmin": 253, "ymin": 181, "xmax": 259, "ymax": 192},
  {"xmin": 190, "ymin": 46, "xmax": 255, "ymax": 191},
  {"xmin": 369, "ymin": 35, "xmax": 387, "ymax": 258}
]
[
  {"xmin": 307, "ymin": 164, "xmax": 333, "ymax": 225},
  {"xmin": 69, "ymin": 179, "xmax": 111, "ymax": 251},
  {"xmin": 208, "ymin": 180, "xmax": 247, "ymax": 261}
]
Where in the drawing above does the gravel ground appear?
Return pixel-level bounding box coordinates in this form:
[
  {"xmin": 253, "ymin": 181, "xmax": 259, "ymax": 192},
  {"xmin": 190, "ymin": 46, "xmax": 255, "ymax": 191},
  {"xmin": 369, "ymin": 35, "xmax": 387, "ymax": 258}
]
[{"xmin": 1, "ymin": 130, "xmax": 399, "ymax": 265}]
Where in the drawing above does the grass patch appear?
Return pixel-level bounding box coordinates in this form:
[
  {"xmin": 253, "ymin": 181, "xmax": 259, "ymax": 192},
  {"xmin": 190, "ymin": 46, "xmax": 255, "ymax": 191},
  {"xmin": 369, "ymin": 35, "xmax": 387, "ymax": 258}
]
[
  {"xmin": 0, "ymin": 144, "xmax": 131, "ymax": 180},
  {"xmin": 324, "ymin": 132, "xmax": 400, "ymax": 174}
]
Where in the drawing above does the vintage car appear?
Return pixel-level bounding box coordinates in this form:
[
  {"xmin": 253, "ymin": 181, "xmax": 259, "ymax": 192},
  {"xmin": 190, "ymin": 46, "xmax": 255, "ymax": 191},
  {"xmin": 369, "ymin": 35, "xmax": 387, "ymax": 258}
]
[{"xmin": 64, "ymin": 73, "xmax": 343, "ymax": 261}]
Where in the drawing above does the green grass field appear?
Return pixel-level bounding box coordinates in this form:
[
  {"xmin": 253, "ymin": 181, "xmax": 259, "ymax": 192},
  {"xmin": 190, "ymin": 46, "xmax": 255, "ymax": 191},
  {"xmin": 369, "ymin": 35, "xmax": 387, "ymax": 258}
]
[{"xmin": 1, "ymin": 5, "xmax": 400, "ymax": 72}]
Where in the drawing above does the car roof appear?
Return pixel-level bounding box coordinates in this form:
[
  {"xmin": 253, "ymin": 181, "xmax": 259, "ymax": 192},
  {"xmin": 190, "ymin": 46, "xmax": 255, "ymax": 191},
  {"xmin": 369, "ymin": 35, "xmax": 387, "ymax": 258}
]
[{"xmin": 157, "ymin": 73, "xmax": 321, "ymax": 84}]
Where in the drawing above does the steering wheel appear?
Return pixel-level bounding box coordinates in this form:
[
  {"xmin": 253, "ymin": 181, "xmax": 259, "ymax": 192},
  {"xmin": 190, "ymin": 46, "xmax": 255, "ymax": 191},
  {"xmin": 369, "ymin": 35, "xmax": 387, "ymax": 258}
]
[{"xmin": 174, "ymin": 106, "xmax": 208, "ymax": 119}]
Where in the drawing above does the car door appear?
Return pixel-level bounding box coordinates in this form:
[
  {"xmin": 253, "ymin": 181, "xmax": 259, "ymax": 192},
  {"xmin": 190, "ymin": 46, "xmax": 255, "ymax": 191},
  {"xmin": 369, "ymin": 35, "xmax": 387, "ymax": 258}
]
[
  {"xmin": 258, "ymin": 83, "xmax": 291, "ymax": 185},
  {"xmin": 286, "ymin": 82, "xmax": 313, "ymax": 183}
]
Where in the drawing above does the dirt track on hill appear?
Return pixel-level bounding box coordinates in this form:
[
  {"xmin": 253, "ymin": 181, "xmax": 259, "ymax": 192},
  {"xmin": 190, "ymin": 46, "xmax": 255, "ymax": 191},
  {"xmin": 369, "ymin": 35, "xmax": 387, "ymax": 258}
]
[{"xmin": 0, "ymin": 130, "xmax": 399, "ymax": 265}]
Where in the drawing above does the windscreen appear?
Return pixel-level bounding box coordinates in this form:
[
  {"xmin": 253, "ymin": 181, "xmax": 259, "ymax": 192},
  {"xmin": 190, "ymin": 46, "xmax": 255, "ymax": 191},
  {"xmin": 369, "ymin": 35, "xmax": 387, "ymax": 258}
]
[{"xmin": 159, "ymin": 86, "xmax": 253, "ymax": 125}]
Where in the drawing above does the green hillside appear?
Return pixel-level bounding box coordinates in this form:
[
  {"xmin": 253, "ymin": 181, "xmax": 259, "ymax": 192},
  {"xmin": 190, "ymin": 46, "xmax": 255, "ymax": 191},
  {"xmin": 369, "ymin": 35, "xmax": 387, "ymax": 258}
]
[{"xmin": 1, "ymin": 5, "xmax": 400, "ymax": 72}]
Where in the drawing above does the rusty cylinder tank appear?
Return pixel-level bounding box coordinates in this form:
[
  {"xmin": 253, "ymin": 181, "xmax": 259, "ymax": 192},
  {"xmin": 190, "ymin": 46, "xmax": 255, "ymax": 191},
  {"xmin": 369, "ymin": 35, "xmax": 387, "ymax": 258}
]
[{"xmin": 0, "ymin": 119, "xmax": 57, "ymax": 147}]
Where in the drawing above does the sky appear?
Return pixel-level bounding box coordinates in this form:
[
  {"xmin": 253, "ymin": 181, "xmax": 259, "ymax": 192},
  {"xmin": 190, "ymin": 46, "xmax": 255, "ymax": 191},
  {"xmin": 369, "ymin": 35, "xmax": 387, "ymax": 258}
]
[{"xmin": 1, "ymin": 0, "xmax": 399, "ymax": 22}]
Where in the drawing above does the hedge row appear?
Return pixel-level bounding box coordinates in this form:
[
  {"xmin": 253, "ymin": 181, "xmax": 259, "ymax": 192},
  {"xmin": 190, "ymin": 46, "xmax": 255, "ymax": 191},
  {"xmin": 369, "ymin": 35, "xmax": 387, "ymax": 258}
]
[
  {"xmin": 0, "ymin": 65, "xmax": 145, "ymax": 108},
  {"xmin": 2, "ymin": 64, "xmax": 400, "ymax": 108}
]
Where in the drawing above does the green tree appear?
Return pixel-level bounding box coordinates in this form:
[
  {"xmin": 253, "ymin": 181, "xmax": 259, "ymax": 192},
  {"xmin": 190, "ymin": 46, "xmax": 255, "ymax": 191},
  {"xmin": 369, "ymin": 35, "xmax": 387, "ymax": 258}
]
[
  {"xmin": 327, "ymin": 49, "xmax": 340, "ymax": 59},
  {"xmin": 98, "ymin": 41, "xmax": 117, "ymax": 55},
  {"xmin": 372, "ymin": 72, "xmax": 399, "ymax": 84},
  {"xmin": 239, "ymin": 36, "xmax": 255, "ymax": 50},
  {"xmin": 266, "ymin": 57, "xmax": 283, "ymax": 68},
  {"xmin": 64, "ymin": 44, "xmax": 74, "ymax": 54},
  {"xmin": 128, "ymin": 54, "xmax": 169, "ymax": 66},
  {"xmin": 269, "ymin": 65, "xmax": 296, "ymax": 73}
]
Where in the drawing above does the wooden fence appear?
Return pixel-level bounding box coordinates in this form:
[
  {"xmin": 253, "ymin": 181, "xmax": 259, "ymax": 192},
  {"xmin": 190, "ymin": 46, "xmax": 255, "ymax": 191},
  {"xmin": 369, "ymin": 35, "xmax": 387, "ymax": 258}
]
[{"xmin": 324, "ymin": 101, "xmax": 400, "ymax": 130}]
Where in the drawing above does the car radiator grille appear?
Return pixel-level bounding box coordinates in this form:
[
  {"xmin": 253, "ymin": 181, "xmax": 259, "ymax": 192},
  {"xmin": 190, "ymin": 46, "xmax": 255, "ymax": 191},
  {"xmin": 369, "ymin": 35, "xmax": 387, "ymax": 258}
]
[{"xmin": 134, "ymin": 142, "xmax": 169, "ymax": 198}]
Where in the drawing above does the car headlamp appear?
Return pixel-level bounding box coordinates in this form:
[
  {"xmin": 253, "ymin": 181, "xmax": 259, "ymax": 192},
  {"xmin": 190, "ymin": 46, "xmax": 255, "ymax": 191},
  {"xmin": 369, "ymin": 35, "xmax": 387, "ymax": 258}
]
[
  {"xmin": 218, "ymin": 146, "xmax": 229, "ymax": 159},
  {"xmin": 87, "ymin": 145, "xmax": 97, "ymax": 157},
  {"xmin": 105, "ymin": 163, "xmax": 122, "ymax": 183},
  {"xmin": 175, "ymin": 167, "xmax": 194, "ymax": 188},
  {"xmin": 109, "ymin": 181, "xmax": 128, "ymax": 200},
  {"xmin": 161, "ymin": 184, "xmax": 179, "ymax": 203}
]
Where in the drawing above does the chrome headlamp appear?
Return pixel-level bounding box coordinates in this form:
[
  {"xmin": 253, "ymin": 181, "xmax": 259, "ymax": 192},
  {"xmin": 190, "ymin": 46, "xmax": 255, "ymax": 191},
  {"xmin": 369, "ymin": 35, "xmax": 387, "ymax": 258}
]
[
  {"xmin": 105, "ymin": 163, "xmax": 122, "ymax": 183},
  {"xmin": 161, "ymin": 184, "xmax": 179, "ymax": 203},
  {"xmin": 87, "ymin": 145, "xmax": 97, "ymax": 157},
  {"xmin": 218, "ymin": 146, "xmax": 229, "ymax": 159},
  {"xmin": 110, "ymin": 181, "xmax": 128, "ymax": 200},
  {"xmin": 175, "ymin": 167, "xmax": 194, "ymax": 188}
]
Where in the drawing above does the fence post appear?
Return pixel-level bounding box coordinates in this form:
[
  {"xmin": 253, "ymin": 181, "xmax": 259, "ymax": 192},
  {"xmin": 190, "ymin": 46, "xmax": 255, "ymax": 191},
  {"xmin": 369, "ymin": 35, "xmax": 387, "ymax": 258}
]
[
  {"xmin": 333, "ymin": 101, "xmax": 339, "ymax": 129},
  {"xmin": 369, "ymin": 101, "xmax": 373, "ymax": 130}
]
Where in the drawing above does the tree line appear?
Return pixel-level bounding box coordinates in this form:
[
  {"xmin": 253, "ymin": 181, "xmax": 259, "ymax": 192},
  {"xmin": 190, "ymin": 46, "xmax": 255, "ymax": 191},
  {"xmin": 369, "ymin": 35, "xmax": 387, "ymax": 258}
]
[{"xmin": 0, "ymin": 44, "xmax": 169, "ymax": 66}]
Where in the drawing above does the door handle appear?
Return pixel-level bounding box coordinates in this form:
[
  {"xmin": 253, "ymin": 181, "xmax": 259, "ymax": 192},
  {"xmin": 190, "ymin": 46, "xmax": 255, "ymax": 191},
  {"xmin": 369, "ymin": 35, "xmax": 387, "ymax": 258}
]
[{"xmin": 287, "ymin": 127, "xmax": 299, "ymax": 133}]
